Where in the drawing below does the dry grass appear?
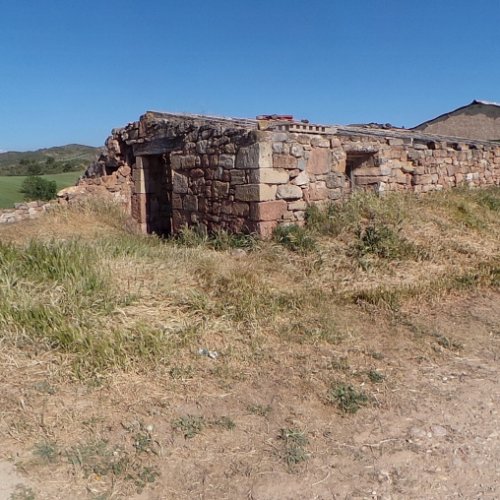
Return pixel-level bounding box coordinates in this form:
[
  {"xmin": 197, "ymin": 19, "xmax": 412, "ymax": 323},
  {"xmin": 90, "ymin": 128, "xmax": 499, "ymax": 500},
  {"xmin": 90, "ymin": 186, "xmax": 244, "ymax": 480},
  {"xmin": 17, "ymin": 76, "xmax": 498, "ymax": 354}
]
[
  {"xmin": 0, "ymin": 187, "xmax": 498, "ymax": 498},
  {"xmin": 0, "ymin": 189, "xmax": 498, "ymax": 372}
]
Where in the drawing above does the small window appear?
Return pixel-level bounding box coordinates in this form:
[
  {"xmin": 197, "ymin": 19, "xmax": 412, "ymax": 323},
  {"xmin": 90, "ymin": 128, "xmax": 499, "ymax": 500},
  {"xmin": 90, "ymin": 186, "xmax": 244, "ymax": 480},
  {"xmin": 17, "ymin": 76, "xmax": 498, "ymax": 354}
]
[{"xmin": 346, "ymin": 152, "xmax": 375, "ymax": 189}]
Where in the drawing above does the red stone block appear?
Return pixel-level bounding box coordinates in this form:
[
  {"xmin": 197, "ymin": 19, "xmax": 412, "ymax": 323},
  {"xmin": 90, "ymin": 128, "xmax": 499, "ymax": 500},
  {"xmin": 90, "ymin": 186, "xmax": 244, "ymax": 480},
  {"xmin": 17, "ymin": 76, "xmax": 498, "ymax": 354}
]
[
  {"xmin": 306, "ymin": 148, "xmax": 331, "ymax": 175},
  {"xmin": 250, "ymin": 200, "xmax": 287, "ymax": 221}
]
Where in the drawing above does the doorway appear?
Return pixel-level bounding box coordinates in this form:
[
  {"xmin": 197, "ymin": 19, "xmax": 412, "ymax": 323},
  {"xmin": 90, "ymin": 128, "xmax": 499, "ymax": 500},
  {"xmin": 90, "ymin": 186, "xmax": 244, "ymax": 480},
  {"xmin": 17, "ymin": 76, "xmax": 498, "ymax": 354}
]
[{"xmin": 143, "ymin": 154, "xmax": 172, "ymax": 236}]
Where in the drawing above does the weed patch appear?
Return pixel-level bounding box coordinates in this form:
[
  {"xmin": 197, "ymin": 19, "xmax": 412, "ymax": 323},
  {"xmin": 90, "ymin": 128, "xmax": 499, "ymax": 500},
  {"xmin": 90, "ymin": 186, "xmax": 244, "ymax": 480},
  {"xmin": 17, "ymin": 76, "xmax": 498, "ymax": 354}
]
[
  {"xmin": 367, "ymin": 369, "xmax": 385, "ymax": 383},
  {"xmin": 65, "ymin": 439, "xmax": 159, "ymax": 493},
  {"xmin": 175, "ymin": 226, "xmax": 258, "ymax": 251},
  {"xmin": 172, "ymin": 415, "xmax": 205, "ymax": 438},
  {"xmin": 474, "ymin": 187, "xmax": 500, "ymax": 212},
  {"xmin": 132, "ymin": 431, "xmax": 156, "ymax": 454},
  {"xmin": 329, "ymin": 384, "xmax": 368, "ymax": 413},
  {"xmin": 209, "ymin": 229, "xmax": 258, "ymax": 251},
  {"xmin": 33, "ymin": 441, "xmax": 59, "ymax": 464},
  {"xmin": 273, "ymin": 224, "xmax": 317, "ymax": 253},
  {"xmin": 306, "ymin": 192, "xmax": 411, "ymax": 236},
  {"xmin": 278, "ymin": 428, "xmax": 309, "ymax": 467},
  {"xmin": 352, "ymin": 222, "xmax": 419, "ymax": 261}
]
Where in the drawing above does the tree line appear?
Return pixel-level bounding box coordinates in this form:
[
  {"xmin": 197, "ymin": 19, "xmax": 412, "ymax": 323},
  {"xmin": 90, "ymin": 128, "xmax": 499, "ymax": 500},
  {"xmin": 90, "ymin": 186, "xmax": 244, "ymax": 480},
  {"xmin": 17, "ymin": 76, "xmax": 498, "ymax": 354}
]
[{"xmin": 2, "ymin": 156, "xmax": 85, "ymax": 176}]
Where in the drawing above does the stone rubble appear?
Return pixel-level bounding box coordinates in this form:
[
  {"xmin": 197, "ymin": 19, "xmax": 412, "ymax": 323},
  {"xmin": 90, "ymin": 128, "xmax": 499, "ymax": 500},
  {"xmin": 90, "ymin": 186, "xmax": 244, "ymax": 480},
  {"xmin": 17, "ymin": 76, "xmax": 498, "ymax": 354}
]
[{"xmin": 0, "ymin": 200, "xmax": 55, "ymax": 225}]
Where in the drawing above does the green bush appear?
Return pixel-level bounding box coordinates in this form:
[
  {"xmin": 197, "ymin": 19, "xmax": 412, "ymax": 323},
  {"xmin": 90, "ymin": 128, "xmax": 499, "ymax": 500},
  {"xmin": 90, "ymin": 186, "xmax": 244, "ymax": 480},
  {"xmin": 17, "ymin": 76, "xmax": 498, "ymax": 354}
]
[
  {"xmin": 328, "ymin": 384, "xmax": 368, "ymax": 413},
  {"xmin": 20, "ymin": 175, "xmax": 57, "ymax": 201},
  {"xmin": 353, "ymin": 222, "xmax": 411, "ymax": 259},
  {"xmin": 273, "ymin": 224, "xmax": 317, "ymax": 253}
]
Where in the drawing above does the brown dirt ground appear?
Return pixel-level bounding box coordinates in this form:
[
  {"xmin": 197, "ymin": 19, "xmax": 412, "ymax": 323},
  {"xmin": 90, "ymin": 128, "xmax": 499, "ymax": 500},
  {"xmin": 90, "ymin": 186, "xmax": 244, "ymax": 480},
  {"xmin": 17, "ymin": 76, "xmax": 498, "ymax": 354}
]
[{"xmin": 1, "ymin": 291, "xmax": 498, "ymax": 500}]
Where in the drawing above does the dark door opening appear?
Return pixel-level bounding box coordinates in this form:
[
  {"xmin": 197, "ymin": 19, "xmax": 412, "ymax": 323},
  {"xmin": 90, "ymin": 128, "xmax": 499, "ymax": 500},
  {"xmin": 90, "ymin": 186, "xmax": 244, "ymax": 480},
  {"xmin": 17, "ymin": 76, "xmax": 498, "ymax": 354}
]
[
  {"xmin": 346, "ymin": 152, "xmax": 375, "ymax": 191},
  {"xmin": 143, "ymin": 154, "xmax": 172, "ymax": 236}
]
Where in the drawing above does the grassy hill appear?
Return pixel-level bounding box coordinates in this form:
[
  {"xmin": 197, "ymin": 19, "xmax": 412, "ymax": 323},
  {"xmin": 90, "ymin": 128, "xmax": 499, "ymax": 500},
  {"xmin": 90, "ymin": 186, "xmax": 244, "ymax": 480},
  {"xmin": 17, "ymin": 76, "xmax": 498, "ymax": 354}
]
[
  {"xmin": 0, "ymin": 171, "xmax": 83, "ymax": 208},
  {"xmin": 0, "ymin": 144, "xmax": 102, "ymax": 176},
  {"xmin": 0, "ymin": 188, "xmax": 498, "ymax": 499}
]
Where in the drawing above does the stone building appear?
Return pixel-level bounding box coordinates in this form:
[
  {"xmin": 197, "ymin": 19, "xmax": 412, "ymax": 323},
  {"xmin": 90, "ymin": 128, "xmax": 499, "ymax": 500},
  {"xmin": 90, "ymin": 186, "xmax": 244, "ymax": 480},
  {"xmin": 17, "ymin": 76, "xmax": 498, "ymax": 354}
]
[
  {"xmin": 413, "ymin": 100, "xmax": 500, "ymax": 142},
  {"xmin": 75, "ymin": 111, "xmax": 500, "ymax": 238}
]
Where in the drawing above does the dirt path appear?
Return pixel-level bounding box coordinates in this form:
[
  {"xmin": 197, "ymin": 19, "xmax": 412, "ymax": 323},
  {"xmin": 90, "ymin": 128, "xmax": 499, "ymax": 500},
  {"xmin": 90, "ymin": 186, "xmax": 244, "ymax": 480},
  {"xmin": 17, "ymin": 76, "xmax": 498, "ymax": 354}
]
[
  {"xmin": 0, "ymin": 461, "xmax": 31, "ymax": 500},
  {"xmin": 131, "ymin": 293, "xmax": 500, "ymax": 500},
  {"xmin": 0, "ymin": 293, "xmax": 499, "ymax": 499}
]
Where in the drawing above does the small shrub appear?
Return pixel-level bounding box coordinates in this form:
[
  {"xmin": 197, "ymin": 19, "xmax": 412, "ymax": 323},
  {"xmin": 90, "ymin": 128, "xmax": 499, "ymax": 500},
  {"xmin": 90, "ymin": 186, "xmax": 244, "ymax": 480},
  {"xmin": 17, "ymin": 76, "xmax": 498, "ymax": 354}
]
[
  {"xmin": 367, "ymin": 369, "xmax": 385, "ymax": 383},
  {"xmin": 134, "ymin": 466, "xmax": 160, "ymax": 491},
  {"xmin": 329, "ymin": 384, "xmax": 368, "ymax": 413},
  {"xmin": 20, "ymin": 175, "xmax": 57, "ymax": 201},
  {"xmin": 278, "ymin": 428, "xmax": 309, "ymax": 467},
  {"xmin": 353, "ymin": 222, "xmax": 417, "ymax": 260},
  {"xmin": 273, "ymin": 224, "xmax": 317, "ymax": 253}
]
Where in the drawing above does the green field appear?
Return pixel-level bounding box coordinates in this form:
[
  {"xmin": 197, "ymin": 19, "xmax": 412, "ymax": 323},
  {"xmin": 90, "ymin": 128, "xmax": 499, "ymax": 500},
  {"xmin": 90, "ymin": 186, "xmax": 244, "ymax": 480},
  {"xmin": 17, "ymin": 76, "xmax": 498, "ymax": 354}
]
[{"xmin": 0, "ymin": 171, "xmax": 83, "ymax": 208}]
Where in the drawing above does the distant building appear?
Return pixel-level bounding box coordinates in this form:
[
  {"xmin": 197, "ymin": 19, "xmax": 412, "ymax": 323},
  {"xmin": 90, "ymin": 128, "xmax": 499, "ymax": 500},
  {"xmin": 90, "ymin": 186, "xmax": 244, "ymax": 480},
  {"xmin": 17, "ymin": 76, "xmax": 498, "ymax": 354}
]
[{"xmin": 413, "ymin": 100, "xmax": 500, "ymax": 142}]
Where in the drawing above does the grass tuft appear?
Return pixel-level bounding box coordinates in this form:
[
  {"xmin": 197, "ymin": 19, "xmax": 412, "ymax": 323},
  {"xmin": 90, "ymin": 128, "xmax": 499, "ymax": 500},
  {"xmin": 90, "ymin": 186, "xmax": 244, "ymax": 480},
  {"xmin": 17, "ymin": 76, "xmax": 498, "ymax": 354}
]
[
  {"xmin": 33, "ymin": 441, "xmax": 59, "ymax": 464},
  {"xmin": 175, "ymin": 226, "xmax": 258, "ymax": 251},
  {"xmin": 273, "ymin": 224, "xmax": 317, "ymax": 253},
  {"xmin": 352, "ymin": 222, "xmax": 419, "ymax": 260},
  {"xmin": 0, "ymin": 188, "xmax": 497, "ymax": 379}
]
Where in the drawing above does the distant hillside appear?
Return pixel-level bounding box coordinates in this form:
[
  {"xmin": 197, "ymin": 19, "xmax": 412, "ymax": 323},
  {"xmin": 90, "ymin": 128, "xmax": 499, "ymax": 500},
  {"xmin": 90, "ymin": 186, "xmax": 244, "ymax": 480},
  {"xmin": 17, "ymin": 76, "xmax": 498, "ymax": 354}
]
[{"xmin": 0, "ymin": 144, "xmax": 103, "ymax": 176}]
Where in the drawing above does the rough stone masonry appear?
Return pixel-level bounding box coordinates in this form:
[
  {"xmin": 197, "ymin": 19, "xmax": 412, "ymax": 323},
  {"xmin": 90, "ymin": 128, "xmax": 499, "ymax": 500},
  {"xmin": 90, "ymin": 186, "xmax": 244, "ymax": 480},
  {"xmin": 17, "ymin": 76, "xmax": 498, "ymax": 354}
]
[{"xmin": 71, "ymin": 111, "xmax": 500, "ymax": 237}]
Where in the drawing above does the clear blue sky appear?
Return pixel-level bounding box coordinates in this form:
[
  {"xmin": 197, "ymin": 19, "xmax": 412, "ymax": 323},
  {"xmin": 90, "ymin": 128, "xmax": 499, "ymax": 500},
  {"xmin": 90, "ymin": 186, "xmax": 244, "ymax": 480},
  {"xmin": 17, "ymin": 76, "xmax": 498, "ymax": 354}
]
[{"xmin": 1, "ymin": 0, "xmax": 499, "ymax": 151}]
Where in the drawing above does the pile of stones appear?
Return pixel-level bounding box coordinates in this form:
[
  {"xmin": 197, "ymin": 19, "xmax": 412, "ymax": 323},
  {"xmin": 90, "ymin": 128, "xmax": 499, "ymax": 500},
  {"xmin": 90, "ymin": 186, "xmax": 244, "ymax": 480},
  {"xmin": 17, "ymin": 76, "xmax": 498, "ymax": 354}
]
[{"xmin": 0, "ymin": 201, "xmax": 55, "ymax": 225}]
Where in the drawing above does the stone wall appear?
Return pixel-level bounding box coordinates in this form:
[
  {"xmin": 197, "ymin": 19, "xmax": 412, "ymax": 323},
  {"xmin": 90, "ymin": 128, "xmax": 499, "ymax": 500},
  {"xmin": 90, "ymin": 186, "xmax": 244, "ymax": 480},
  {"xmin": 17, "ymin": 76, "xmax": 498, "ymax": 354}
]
[
  {"xmin": 73, "ymin": 164, "xmax": 133, "ymax": 210},
  {"xmin": 0, "ymin": 201, "xmax": 54, "ymax": 225},
  {"xmin": 238, "ymin": 127, "xmax": 500, "ymax": 236},
  {"xmin": 75, "ymin": 113, "xmax": 500, "ymax": 238}
]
